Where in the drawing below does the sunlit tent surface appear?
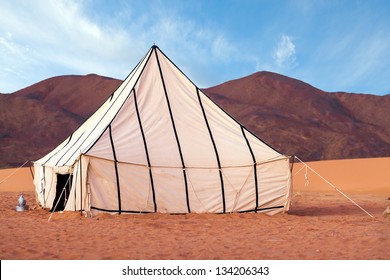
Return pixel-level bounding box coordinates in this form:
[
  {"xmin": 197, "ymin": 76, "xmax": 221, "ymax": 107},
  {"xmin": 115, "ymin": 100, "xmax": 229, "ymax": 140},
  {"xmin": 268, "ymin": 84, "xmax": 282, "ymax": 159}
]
[{"xmin": 34, "ymin": 45, "xmax": 292, "ymax": 215}]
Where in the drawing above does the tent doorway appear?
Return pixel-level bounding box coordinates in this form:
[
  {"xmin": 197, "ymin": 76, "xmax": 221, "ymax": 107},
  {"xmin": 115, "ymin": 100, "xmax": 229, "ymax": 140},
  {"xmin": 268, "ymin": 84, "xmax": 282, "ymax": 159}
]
[{"xmin": 51, "ymin": 174, "xmax": 73, "ymax": 211}]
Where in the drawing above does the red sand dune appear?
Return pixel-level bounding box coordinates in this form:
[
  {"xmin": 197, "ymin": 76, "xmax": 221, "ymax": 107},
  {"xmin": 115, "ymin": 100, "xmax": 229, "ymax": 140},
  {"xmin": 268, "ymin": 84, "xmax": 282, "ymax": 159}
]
[{"xmin": 0, "ymin": 158, "xmax": 389, "ymax": 260}]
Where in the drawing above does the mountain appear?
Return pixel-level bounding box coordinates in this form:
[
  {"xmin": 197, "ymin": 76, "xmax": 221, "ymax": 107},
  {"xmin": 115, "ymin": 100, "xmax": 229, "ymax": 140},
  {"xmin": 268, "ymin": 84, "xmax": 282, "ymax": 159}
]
[
  {"xmin": 1, "ymin": 72, "xmax": 389, "ymax": 168},
  {"xmin": 0, "ymin": 74, "xmax": 121, "ymax": 168},
  {"xmin": 204, "ymin": 71, "xmax": 390, "ymax": 161}
]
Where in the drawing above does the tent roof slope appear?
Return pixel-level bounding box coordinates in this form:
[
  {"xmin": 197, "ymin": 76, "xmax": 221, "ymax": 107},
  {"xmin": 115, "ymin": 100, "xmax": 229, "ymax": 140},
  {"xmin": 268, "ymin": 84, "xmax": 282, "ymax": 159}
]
[{"xmin": 35, "ymin": 45, "xmax": 288, "ymax": 169}]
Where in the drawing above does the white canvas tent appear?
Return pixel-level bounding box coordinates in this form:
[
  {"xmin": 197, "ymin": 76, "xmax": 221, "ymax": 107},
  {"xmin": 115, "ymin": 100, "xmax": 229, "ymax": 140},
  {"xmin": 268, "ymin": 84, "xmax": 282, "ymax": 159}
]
[{"xmin": 33, "ymin": 45, "xmax": 292, "ymax": 215}]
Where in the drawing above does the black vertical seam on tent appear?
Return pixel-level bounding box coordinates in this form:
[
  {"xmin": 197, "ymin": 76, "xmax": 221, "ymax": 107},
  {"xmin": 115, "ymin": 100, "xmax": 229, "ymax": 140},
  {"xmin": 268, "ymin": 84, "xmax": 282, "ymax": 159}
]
[
  {"xmin": 42, "ymin": 132, "xmax": 73, "ymax": 165},
  {"xmin": 75, "ymin": 47, "xmax": 152, "ymax": 160},
  {"xmin": 109, "ymin": 49, "xmax": 149, "ymax": 101},
  {"xmin": 57, "ymin": 85, "xmax": 131, "ymax": 166},
  {"xmin": 66, "ymin": 133, "xmax": 73, "ymax": 145},
  {"xmin": 133, "ymin": 88, "xmax": 157, "ymax": 212},
  {"xmin": 83, "ymin": 48, "xmax": 154, "ymax": 157},
  {"xmin": 58, "ymin": 48, "xmax": 155, "ymax": 167},
  {"xmin": 109, "ymin": 125, "xmax": 122, "ymax": 214},
  {"xmin": 153, "ymin": 48, "xmax": 191, "ymax": 214},
  {"xmin": 53, "ymin": 131, "xmax": 86, "ymax": 166},
  {"xmin": 241, "ymin": 126, "xmax": 259, "ymax": 212},
  {"xmin": 196, "ymin": 87, "xmax": 226, "ymax": 213},
  {"xmin": 157, "ymin": 46, "xmax": 286, "ymax": 156},
  {"xmin": 43, "ymin": 132, "xmax": 83, "ymax": 165}
]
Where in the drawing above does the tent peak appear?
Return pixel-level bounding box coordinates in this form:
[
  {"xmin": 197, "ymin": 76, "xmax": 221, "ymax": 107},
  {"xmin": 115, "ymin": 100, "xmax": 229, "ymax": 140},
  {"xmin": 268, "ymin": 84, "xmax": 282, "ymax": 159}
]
[{"xmin": 151, "ymin": 44, "xmax": 159, "ymax": 50}]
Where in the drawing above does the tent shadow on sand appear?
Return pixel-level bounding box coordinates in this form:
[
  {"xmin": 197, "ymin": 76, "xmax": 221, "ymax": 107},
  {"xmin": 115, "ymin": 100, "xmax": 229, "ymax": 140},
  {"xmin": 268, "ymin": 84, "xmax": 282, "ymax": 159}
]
[
  {"xmin": 288, "ymin": 191, "xmax": 383, "ymax": 217},
  {"xmin": 289, "ymin": 205, "xmax": 367, "ymax": 217}
]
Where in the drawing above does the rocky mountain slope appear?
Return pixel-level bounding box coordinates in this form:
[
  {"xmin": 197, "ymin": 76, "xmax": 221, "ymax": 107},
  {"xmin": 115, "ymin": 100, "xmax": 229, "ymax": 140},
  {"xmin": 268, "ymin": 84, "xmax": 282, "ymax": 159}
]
[{"xmin": 1, "ymin": 72, "xmax": 389, "ymax": 168}]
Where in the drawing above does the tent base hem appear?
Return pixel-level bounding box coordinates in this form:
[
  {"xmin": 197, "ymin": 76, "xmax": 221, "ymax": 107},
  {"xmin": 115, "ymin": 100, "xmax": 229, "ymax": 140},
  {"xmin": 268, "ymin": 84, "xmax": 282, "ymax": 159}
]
[{"xmin": 90, "ymin": 205, "xmax": 285, "ymax": 215}]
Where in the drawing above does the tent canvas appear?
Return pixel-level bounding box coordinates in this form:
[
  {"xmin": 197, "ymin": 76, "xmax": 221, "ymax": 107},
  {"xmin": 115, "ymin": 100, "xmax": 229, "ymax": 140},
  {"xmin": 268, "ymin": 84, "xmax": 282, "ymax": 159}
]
[{"xmin": 33, "ymin": 45, "xmax": 292, "ymax": 215}]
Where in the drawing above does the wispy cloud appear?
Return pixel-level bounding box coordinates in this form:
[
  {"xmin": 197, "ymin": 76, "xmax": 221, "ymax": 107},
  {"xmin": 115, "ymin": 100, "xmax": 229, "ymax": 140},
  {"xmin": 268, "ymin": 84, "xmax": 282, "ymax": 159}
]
[
  {"xmin": 273, "ymin": 34, "xmax": 297, "ymax": 68},
  {"xmin": 1, "ymin": 1, "xmax": 389, "ymax": 94},
  {"xmin": 0, "ymin": 0, "xmax": 241, "ymax": 92},
  {"xmin": 143, "ymin": 5, "xmax": 239, "ymax": 65},
  {"xmin": 295, "ymin": 23, "xmax": 390, "ymax": 94},
  {"xmin": 0, "ymin": 0, "xmax": 140, "ymax": 92},
  {"xmin": 335, "ymin": 32, "xmax": 390, "ymax": 93}
]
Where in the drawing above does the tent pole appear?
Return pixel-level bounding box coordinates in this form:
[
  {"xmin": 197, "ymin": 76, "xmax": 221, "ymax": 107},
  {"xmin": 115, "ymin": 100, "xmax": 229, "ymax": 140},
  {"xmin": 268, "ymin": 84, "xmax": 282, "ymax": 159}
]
[{"xmin": 48, "ymin": 175, "xmax": 72, "ymax": 222}]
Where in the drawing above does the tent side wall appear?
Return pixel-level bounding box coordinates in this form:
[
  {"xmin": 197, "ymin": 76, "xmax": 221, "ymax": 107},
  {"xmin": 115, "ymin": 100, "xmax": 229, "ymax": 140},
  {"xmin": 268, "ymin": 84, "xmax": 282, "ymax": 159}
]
[
  {"xmin": 34, "ymin": 155, "xmax": 292, "ymax": 215},
  {"xmin": 84, "ymin": 155, "xmax": 292, "ymax": 215},
  {"xmin": 34, "ymin": 165, "xmax": 56, "ymax": 208},
  {"xmin": 256, "ymin": 157, "xmax": 292, "ymax": 215}
]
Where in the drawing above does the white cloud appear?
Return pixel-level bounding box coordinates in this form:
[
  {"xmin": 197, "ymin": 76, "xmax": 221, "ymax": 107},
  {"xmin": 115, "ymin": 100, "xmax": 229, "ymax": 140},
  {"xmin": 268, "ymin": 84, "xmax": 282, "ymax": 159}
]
[
  {"xmin": 273, "ymin": 34, "xmax": 297, "ymax": 68},
  {"xmin": 122, "ymin": 3, "xmax": 242, "ymax": 87},
  {"xmin": 301, "ymin": 25, "xmax": 390, "ymax": 94},
  {"xmin": 335, "ymin": 32, "xmax": 390, "ymax": 93},
  {"xmin": 211, "ymin": 34, "xmax": 238, "ymax": 61},
  {"xmin": 0, "ymin": 0, "xmax": 241, "ymax": 92},
  {"xmin": 0, "ymin": 0, "xmax": 143, "ymax": 92},
  {"xmin": 1, "ymin": 1, "xmax": 389, "ymax": 95},
  {"xmin": 0, "ymin": 33, "xmax": 43, "ymax": 92},
  {"xmin": 146, "ymin": 8, "xmax": 238, "ymax": 64}
]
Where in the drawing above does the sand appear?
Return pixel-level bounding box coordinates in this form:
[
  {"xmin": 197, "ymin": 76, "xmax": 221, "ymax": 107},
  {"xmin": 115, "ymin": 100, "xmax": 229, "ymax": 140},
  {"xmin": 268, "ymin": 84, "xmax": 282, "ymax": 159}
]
[{"xmin": 0, "ymin": 158, "xmax": 389, "ymax": 260}]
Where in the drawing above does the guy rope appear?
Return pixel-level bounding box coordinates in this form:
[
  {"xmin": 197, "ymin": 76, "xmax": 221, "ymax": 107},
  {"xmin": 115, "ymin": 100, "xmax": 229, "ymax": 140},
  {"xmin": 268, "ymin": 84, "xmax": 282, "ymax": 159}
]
[{"xmin": 294, "ymin": 156, "xmax": 374, "ymax": 218}]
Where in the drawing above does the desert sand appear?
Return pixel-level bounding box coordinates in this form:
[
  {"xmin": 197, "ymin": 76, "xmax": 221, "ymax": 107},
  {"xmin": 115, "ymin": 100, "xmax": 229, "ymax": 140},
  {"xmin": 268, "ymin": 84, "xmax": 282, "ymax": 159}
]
[{"xmin": 0, "ymin": 158, "xmax": 389, "ymax": 260}]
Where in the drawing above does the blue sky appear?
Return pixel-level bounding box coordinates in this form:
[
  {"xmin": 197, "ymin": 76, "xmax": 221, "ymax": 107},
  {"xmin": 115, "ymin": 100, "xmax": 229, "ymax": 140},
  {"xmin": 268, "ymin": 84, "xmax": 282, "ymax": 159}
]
[{"xmin": 0, "ymin": 0, "xmax": 389, "ymax": 95}]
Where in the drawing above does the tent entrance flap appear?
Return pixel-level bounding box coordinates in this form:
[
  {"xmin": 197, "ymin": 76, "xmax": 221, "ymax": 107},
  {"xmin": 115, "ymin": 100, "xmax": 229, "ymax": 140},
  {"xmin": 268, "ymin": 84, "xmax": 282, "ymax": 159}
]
[{"xmin": 51, "ymin": 174, "xmax": 73, "ymax": 211}]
